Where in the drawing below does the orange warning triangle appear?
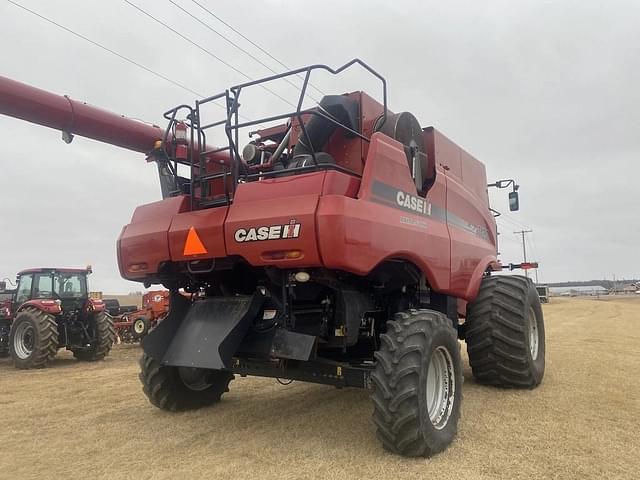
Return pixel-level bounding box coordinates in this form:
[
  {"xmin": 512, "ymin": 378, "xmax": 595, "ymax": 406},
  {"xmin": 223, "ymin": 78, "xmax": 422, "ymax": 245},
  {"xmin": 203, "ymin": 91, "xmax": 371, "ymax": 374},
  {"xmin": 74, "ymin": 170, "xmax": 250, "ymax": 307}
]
[{"xmin": 183, "ymin": 227, "xmax": 208, "ymax": 255}]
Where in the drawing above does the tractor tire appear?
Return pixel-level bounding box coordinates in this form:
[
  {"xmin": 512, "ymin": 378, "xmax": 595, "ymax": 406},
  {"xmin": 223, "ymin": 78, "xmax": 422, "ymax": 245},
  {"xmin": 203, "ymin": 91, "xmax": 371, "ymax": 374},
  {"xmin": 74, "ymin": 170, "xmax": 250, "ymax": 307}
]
[
  {"xmin": 139, "ymin": 352, "xmax": 234, "ymax": 411},
  {"xmin": 9, "ymin": 307, "xmax": 59, "ymax": 369},
  {"xmin": 72, "ymin": 311, "xmax": 116, "ymax": 362},
  {"xmin": 0, "ymin": 325, "xmax": 9, "ymax": 358},
  {"xmin": 131, "ymin": 317, "xmax": 151, "ymax": 340},
  {"xmin": 465, "ymin": 275, "xmax": 545, "ymax": 388},
  {"xmin": 371, "ymin": 310, "xmax": 463, "ymax": 457}
]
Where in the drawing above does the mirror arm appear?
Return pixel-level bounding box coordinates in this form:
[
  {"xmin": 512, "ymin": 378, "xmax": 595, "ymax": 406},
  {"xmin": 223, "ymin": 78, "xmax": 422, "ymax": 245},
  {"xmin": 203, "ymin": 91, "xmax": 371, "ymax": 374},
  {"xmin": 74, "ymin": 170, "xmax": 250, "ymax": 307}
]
[{"xmin": 488, "ymin": 178, "xmax": 519, "ymax": 192}]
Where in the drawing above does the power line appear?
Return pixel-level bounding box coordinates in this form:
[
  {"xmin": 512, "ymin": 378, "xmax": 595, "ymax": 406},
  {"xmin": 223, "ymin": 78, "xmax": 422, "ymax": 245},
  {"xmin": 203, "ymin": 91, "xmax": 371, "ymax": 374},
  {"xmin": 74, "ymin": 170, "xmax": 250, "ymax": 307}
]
[
  {"xmin": 187, "ymin": 0, "xmax": 326, "ymax": 98},
  {"xmin": 500, "ymin": 211, "xmax": 532, "ymax": 230},
  {"xmin": 6, "ymin": 0, "xmax": 204, "ymax": 98},
  {"xmin": 6, "ymin": 1, "xmax": 258, "ymax": 130},
  {"xmin": 169, "ymin": 0, "xmax": 321, "ymax": 104},
  {"xmin": 514, "ymin": 230, "xmax": 533, "ymax": 278},
  {"xmin": 124, "ymin": 0, "xmax": 298, "ymax": 109}
]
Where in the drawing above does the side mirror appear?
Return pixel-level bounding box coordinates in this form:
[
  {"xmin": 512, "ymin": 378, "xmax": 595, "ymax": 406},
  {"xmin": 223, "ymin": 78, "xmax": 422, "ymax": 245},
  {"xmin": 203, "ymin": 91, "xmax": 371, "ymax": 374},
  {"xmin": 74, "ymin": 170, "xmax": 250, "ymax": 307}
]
[
  {"xmin": 509, "ymin": 191, "xmax": 520, "ymax": 211},
  {"xmin": 0, "ymin": 281, "xmax": 5, "ymax": 292}
]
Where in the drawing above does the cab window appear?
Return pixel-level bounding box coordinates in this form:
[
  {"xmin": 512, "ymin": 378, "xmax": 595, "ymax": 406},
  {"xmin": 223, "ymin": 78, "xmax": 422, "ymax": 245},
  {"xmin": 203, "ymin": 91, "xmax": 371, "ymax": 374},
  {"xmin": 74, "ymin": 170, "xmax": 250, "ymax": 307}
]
[
  {"xmin": 16, "ymin": 274, "xmax": 33, "ymax": 304},
  {"xmin": 33, "ymin": 274, "xmax": 54, "ymax": 299}
]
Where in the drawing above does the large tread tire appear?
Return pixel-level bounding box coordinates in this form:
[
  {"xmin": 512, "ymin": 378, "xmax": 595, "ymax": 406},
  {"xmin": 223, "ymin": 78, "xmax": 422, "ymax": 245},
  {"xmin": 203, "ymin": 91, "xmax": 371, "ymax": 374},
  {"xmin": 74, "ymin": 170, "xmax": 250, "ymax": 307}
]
[
  {"xmin": 465, "ymin": 275, "xmax": 545, "ymax": 388},
  {"xmin": 139, "ymin": 352, "xmax": 234, "ymax": 411},
  {"xmin": 9, "ymin": 307, "xmax": 59, "ymax": 369},
  {"xmin": 371, "ymin": 310, "xmax": 463, "ymax": 457},
  {"xmin": 72, "ymin": 311, "xmax": 116, "ymax": 361}
]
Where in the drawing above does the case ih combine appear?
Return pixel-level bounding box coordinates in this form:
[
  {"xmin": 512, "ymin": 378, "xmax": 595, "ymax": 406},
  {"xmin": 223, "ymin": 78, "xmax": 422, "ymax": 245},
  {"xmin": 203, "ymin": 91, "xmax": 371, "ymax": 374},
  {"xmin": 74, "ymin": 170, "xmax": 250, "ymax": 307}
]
[
  {"xmin": 0, "ymin": 60, "xmax": 545, "ymax": 456},
  {"xmin": 0, "ymin": 268, "xmax": 115, "ymax": 368}
]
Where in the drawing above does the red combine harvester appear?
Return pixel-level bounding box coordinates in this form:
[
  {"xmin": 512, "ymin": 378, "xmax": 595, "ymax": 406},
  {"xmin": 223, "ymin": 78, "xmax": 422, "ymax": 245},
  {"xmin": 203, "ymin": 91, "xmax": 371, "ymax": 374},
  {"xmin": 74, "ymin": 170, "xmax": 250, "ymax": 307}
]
[
  {"xmin": 0, "ymin": 60, "xmax": 545, "ymax": 456},
  {"xmin": 0, "ymin": 268, "xmax": 115, "ymax": 368},
  {"xmin": 112, "ymin": 290, "xmax": 170, "ymax": 343}
]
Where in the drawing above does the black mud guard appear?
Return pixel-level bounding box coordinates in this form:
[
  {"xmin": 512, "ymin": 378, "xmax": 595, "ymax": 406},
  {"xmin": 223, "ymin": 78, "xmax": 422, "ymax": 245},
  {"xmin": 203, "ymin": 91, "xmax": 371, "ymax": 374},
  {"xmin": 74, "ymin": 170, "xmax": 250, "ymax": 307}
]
[{"xmin": 142, "ymin": 292, "xmax": 264, "ymax": 370}]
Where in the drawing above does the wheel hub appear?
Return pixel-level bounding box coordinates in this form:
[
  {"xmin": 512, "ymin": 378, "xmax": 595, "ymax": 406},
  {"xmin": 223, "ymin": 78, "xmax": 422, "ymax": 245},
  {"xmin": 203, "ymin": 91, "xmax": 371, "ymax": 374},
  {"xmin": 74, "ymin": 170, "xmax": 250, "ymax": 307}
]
[
  {"xmin": 426, "ymin": 346, "xmax": 456, "ymax": 430},
  {"xmin": 178, "ymin": 367, "xmax": 212, "ymax": 391},
  {"xmin": 528, "ymin": 307, "xmax": 539, "ymax": 360},
  {"xmin": 133, "ymin": 319, "xmax": 146, "ymax": 334},
  {"xmin": 13, "ymin": 322, "xmax": 35, "ymax": 359}
]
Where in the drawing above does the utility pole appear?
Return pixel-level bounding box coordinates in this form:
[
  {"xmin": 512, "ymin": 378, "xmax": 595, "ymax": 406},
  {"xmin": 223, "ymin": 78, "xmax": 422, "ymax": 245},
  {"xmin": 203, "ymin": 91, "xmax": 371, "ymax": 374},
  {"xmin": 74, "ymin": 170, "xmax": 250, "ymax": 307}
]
[{"xmin": 514, "ymin": 230, "xmax": 533, "ymax": 278}]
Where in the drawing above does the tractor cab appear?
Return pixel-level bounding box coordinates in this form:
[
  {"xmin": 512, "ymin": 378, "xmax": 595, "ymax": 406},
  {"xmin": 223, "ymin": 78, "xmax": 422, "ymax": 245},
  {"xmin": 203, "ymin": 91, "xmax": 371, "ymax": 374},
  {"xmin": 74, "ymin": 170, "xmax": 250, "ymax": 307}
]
[{"xmin": 14, "ymin": 267, "xmax": 91, "ymax": 313}]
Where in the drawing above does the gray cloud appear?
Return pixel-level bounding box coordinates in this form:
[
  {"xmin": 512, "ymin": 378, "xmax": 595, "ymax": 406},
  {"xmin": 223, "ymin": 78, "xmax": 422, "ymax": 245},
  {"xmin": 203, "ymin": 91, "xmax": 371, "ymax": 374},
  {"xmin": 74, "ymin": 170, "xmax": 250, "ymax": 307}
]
[{"xmin": 1, "ymin": 0, "xmax": 638, "ymax": 291}]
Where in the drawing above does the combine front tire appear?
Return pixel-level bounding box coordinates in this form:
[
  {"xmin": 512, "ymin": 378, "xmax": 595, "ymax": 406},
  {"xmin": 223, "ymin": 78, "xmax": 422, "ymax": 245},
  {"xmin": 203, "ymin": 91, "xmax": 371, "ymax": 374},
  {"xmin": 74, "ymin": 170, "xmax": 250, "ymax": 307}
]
[
  {"xmin": 371, "ymin": 310, "xmax": 462, "ymax": 457},
  {"xmin": 465, "ymin": 275, "xmax": 545, "ymax": 388},
  {"xmin": 72, "ymin": 311, "xmax": 116, "ymax": 361},
  {"xmin": 139, "ymin": 352, "xmax": 234, "ymax": 411},
  {"xmin": 9, "ymin": 307, "xmax": 59, "ymax": 369}
]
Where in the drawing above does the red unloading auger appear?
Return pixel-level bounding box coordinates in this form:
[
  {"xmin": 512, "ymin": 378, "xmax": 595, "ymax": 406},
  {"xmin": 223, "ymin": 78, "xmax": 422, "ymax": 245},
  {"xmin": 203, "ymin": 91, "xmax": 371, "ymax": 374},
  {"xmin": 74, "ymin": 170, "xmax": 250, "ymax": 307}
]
[
  {"xmin": 0, "ymin": 75, "xmax": 229, "ymax": 199},
  {"xmin": 0, "ymin": 75, "xmax": 164, "ymax": 153}
]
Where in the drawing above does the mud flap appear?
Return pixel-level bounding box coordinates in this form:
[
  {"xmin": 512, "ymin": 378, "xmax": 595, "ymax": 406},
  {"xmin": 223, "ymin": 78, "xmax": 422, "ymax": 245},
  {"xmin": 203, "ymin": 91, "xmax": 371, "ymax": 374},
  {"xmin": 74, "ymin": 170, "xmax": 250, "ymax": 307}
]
[{"xmin": 142, "ymin": 292, "xmax": 264, "ymax": 370}]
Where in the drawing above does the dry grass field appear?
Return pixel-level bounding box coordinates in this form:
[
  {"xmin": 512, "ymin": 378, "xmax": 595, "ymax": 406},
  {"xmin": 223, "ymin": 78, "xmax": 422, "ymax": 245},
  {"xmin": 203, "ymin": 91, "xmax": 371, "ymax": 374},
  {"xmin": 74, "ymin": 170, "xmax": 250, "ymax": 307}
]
[{"xmin": 1, "ymin": 297, "xmax": 638, "ymax": 479}]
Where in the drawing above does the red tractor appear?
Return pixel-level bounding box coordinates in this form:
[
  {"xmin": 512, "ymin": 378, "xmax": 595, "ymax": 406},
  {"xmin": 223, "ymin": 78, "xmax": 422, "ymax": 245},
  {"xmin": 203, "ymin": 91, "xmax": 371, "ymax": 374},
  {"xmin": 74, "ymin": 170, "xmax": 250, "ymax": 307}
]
[
  {"xmin": 0, "ymin": 60, "xmax": 544, "ymax": 456},
  {"xmin": 1, "ymin": 268, "xmax": 115, "ymax": 369}
]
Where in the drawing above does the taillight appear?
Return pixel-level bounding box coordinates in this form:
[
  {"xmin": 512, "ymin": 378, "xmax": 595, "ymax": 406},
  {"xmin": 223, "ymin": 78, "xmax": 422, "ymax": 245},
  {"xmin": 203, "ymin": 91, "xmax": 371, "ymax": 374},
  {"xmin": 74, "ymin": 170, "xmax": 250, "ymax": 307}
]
[{"xmin": 261, "ymin": 250, "xmax": 302, "ymax": 261}]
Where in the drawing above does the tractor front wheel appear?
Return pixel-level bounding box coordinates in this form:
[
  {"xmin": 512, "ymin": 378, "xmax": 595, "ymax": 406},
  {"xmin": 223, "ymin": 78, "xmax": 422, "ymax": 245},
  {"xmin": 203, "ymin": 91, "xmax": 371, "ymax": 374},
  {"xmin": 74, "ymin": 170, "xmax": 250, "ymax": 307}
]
[
  {"xmin": 371, "ymin": 310, "xmax": 463, "ymax": 457},
  {"xmin": 139, "ymin": 352, "xmax": 234, "ymax": 411},
  {"xmin": 72, "ymin": 311, "xmax": 116, "ymax": 361},
  {"xmin": 9, "ymin": 307, "xmax": 59, "ymax": 369}
]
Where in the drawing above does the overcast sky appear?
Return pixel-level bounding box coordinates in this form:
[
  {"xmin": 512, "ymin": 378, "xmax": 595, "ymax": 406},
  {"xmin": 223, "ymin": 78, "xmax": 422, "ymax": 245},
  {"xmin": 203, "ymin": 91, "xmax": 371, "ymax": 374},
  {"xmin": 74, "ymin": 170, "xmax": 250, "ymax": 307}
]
[{"xmin": 1, "ymin": 0, "xmax": 638, "ymax": 292}]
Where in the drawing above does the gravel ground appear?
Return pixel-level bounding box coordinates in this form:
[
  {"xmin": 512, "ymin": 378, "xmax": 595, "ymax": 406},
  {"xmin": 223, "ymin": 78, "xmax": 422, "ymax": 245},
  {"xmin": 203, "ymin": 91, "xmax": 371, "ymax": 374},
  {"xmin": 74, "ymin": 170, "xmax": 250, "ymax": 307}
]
[{"xmin": 1, "ymin": 297, "xmax": 638, "ymax": 480}]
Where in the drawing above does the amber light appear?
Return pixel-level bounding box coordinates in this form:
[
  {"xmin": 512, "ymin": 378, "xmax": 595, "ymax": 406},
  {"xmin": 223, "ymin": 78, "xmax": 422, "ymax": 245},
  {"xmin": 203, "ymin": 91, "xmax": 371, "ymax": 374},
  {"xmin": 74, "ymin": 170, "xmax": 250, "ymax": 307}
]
[
  {"xmin": 129, "ymin": 263, "xmax": 149, "ymax": 272},
  {"xmin": 261, "ymin": 250, "xmax": 302, "ymax": 260}
]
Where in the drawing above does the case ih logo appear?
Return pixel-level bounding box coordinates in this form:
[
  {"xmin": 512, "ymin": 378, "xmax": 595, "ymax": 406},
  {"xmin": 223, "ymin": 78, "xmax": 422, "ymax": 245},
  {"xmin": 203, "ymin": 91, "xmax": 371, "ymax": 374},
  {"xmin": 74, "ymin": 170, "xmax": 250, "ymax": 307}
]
[
  {"xmin": 234, "ymin": 220, "xmax": 301, "ymax": 243},
  {"xmin": 396, "ymin": 190, "xmax": 431, "ymax": 216}
]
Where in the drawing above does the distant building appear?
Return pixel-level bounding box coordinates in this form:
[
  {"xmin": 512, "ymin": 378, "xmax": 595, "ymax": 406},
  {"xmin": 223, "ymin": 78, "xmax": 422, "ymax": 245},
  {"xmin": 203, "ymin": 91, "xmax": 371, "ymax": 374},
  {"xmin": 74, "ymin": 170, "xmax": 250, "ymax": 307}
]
[{"xmin": 549, "ymin": 285, "xmax": 608, "ymax": 297}]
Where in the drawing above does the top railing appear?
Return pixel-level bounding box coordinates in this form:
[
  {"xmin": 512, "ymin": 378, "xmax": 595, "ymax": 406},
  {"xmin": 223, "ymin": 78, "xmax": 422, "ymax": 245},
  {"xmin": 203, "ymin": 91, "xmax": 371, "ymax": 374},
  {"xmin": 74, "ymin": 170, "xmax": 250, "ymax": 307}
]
[{"xmin": 163, "ymin": 59, "xmax": 387, "ymax": 208}]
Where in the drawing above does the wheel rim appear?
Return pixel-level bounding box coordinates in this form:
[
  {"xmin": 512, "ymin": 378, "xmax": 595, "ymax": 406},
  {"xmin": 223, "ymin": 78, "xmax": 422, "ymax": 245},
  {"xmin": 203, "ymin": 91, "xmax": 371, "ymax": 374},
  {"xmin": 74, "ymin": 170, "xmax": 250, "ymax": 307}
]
[
  {"xmin": 426, "ymin": 346, "xmax": 456, "ymax": 430},
  {"xmin": 13, "ymin": 322, "xmax": 35, "ymax": 359},
  {"xmin": 133, "ymin": 319, "xmax": 146, "ymax": 334},
  {"xmin": 528, "ymin": 307, "xmax": 539, "ymax": 360},
  {"xmin": 178, "ymin": 367, "xmax": 212, "ymax": 391}
]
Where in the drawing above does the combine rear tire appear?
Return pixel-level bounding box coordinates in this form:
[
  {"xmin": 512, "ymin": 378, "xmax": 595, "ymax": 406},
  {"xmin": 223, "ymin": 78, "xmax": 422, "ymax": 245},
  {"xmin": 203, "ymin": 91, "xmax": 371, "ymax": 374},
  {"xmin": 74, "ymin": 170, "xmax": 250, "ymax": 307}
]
[
  {"xmin": 139, "ymin": 352, "xmax": 234, "ymax": 411},
  {"xmin": 465, "ymin": 275, "xmax": 545, "ymax": 388},
  {"xmin": 9, "ymin": 307, "xmax": 59, "ymax": 369},
  {"xmin": 72, "ymin": 311, "xmax": 116, "ymax": 361},
  {"xmin": 371, "ymin": 310, "xmax": 462, "ymax": 457}
]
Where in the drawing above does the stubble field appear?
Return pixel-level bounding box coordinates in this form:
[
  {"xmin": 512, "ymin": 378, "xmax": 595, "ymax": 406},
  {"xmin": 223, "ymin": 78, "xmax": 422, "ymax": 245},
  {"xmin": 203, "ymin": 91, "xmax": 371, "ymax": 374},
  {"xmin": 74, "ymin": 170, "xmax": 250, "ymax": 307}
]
[{"xmin": 1, "ymin": 297, "xmax": 638, "ymax": 479}]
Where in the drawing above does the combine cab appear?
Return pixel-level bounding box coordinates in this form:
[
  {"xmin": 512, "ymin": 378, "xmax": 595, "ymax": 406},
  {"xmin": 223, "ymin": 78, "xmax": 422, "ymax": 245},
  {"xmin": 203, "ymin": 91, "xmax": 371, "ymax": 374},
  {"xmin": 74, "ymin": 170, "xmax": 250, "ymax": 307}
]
[
  {"xmin": 0, "ymin": 60, "xmax": 545, "ymax": 456},
  {"xmin": 3, "ymin": 268, "xmax": 115, "ymax": 369}
]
